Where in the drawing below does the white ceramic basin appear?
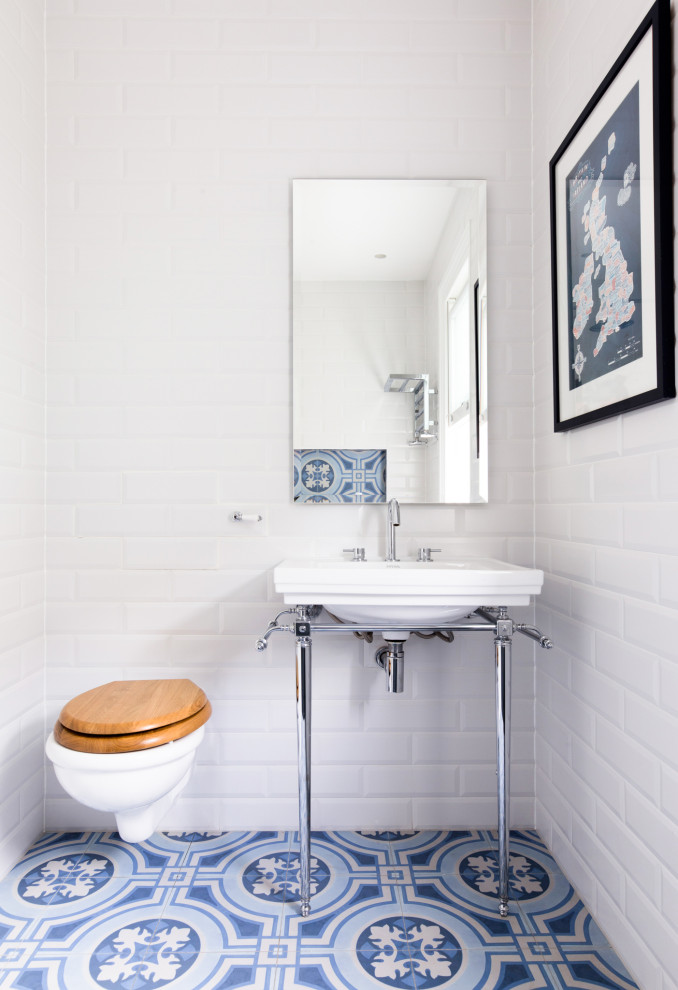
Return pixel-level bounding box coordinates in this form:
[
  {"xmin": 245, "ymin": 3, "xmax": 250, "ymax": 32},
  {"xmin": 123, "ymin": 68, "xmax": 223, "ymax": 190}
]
[{"xmin": 273, "ymin": 557, "xmax": 544, "ymax": 626}]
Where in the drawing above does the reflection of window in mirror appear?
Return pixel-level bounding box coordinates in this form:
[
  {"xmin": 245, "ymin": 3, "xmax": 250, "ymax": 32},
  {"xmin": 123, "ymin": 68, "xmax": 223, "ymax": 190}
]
[
  {"xmin": 447, "ymin": 279, "xmax": 470, "ymax": 421},
  {"xmin": 445, "ymin": 261, "xmax": 474, "ymax": 502}
]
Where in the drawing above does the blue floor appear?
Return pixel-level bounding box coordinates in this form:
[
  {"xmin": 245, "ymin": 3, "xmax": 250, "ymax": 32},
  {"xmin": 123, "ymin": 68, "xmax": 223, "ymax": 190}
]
[{"xmin": 0, "ymin": 828, "xmax": 638, "ymax": 989}]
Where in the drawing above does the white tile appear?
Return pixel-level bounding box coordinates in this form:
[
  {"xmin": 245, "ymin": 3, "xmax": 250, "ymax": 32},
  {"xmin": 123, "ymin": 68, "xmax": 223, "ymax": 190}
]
[
  {"xmin": 597, "ymin": 802, "xmax": 662, "ymax": 905},
  {"xmin": 536, "ymin": 773, "xmax": 572, "ymax": 843},
  {"xmin": 188, "ymin": 764, "xmax": 267, "ymax": 798},
  {"xmin": 550, "ymin": 540, "xmax": 594, "ymax": 583},
  {"xmin": 76, "ymin": 570, "xmax": 170, "ymax": 602},
  {"xmin": 624, "ymin": 599, "xmax": 678, "ymax": 661},
  {"xmin": 625, "ymin": 883, "xmax": 678, "ymax": 979},
  {"xmin": 365, "ymin": 764, "xmax": 459, "ymax": 797},
  {"xmin": 124, "ymin": 538, "xmax": 218, "ymax": 570},
  {"xmin": 571, "ymin": 817, "xmax": 623, "ymax": 905},
  {"xmin": 624, "ymin": 695, "xmax": 678, "ymax": 772},
  {"xmin": 623, "ymin": 401, "xmax": 678, "ymax": 454},
  {"xmin": 77, "ymin": 504, "xmax": 172, "ymax": 536},
  {"xmin": 594, "ymin": 452, "xmax": 656, "ymax": 502},
  {"xmin": 460, "ymin": 762, "xmax": 533, "ymax": 797},
  {"xmin": 47, "ymin": 81, "xmax": 122, "ymax": 114},
  {"xmin": 47, "ymin": 16, "xmax": 124, "ymax": 48},
  {"xmin": 596, "ymin": 718, "xmax": 660, "ymax": 804},
  {"xmin": 659, "ymin": 658, "xmax": 678, "ymax": 719},
  {"xmin": 46, "ymin": 602, "xmax": 124, "ymax": 633},
  {"xmin": 595, "ymin": 547, "xmax": 658, "ymax": 600},
  {"xmin": 572, "ymin": 660, "xmax": 624, "ymax": 726},
  {"xmin": 658, "ymin": 555, "xmax": 678, "ymax": 607},
  {"xmin": 547, "ymin": 677, "xmax": 595, "ymax": 746},
  {"xmin": 173, "ymin": 50, "xmax": 267, "ymax": 83},
  {"xmin": 544, "ymin": 463, "xmax": 592, "ymax": 503},
  {"xmin": 77, "ymin": 116, "xmax": 170, "ymax": 150},
  {"xmin": 660, "ymin": 765, "xmax": 678, "ymax": 826},
  {"xmin": 570, "ymin": 584, "xmax": 622, "ymax": 636},
  {"xmin": 625, "ymin": 505, "xmax": 678, "ymax": 554},
  {"xmin": 125, "ymin": 602, "xmax": 220, "ymax": 634},
  {"xmin": 625, "ymin": 788, "xmax": 678, "ymax": 890},
  {"xmin": 76, "ymin": 50, "xmax": 170, "ymax": 82},
  {"xmin": 124, "ymin": 472, "xmax": 218, "ymax": 503},
  {"xmin": 594, "ymin": 632, "xmax": 659, "ymax": 701},
  {"xmin": 570, "ymin": 504, "xmax": 623, "ymax": 547},
  {"xmin": 47, "ymin": 537, "xmax": 122, "ymax": 569},
  {"xmin": 124, "ymin": 148, "xmax": 219, "ymax": 181},
  {"xmin": 219, "ymin": 731, "xmax": 296, "ymax": 766},
  {"xmin": 412, "ymin": 731, "xmax": 495, "ymax": 764},
  {"xmin": 313, "ymin": 732, "xmax": 411, "ymax": 766},
  {"xmin": 124, "ymin": 83, "xmax": 219, "ymax": 116},
  {"xmin": 569, "ymin": 418, "xmax": 622, "ymax": 463},
  {"xmin": 413, "ymin": 797, "xmax": 498, "ymax": 829},
  {"xmin": 76, "ymin": 0, "xmax": 171, "ymax": 13},
  {"xmin": 172, "ymin": 570, "xmax": 269, "ymax": 603},
  {"xmin": 125, "ymin": 17, "xmax": 220, "ymax": 49}
]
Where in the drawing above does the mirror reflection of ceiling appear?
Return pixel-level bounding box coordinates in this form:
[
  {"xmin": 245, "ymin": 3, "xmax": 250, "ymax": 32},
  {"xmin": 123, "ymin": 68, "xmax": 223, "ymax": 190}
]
[{"xmin": 293, "ymin": 179, "xmax": 461, "ymax": 282}]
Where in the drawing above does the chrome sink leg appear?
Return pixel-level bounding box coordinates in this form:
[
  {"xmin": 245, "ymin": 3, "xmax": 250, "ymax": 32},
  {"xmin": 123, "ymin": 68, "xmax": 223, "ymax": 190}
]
[
  {"xmin": 295, "ymin": 617, "xmax": 312, "ymax": 916},
  {"xmin": 495, "ymin": 619, "xmax": 512, "ymax": 917}
]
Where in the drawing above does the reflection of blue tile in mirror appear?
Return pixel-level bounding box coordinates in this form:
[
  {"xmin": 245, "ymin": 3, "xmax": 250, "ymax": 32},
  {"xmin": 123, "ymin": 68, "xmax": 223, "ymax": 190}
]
[{"xmin": 294, "ymin": 449, "xmax": 386, "ymax": 503}]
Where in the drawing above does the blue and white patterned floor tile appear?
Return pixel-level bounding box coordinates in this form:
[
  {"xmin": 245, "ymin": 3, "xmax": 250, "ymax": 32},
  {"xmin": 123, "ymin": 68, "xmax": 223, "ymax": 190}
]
[{"xmin": 0, "ymin": 830, "xmax": 639, "ymax": 990}]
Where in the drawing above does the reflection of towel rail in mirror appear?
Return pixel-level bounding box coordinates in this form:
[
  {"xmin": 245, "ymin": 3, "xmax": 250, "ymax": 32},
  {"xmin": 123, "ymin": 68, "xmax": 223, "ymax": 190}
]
[
  {"xmin": 383, "ymin": 373, "xmax": 427, "ymax": 393},
  {"xmin": 384, "ymin": 373, "xmax": 437, "ymax": 446}
]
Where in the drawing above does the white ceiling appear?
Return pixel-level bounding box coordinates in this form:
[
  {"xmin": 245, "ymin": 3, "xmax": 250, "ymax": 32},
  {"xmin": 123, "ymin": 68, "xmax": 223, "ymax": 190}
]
[{"xmin": 293, "ymin": 179, "xmax": 462, "ymax": 281}]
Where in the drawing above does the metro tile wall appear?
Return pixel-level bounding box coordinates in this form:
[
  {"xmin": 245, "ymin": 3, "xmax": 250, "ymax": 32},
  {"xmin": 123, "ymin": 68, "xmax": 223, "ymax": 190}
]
[
  {"xmin": 532, "ymin": 1, "xmax": 678, "ymax": 989},
  {"xmin": 0, "ymin": 1, "xmax": 45, "ymax": 879},
  {"xmin": 3, "ymin": 1, "xmax": 675, "ymax": 988},
  {"xmin": 43, "ymin": 0, "xmax": 535, "ymax": 840}
]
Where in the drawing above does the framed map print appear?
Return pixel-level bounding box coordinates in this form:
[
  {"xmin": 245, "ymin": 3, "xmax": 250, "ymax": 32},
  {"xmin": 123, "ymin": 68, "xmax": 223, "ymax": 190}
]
[{"xmin": 549, "ymin": 0, "xmax": 674, "ymax": 432}]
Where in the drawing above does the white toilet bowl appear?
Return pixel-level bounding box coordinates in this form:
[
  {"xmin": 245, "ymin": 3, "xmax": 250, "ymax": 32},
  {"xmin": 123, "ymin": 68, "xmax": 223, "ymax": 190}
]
[
  {"xmin": 45, "ymin": 679, "xmax": 211, "ymax": 843},
  {"xmin": 46, "ymin": 725, "xmax": 205, "ymax": 843}
]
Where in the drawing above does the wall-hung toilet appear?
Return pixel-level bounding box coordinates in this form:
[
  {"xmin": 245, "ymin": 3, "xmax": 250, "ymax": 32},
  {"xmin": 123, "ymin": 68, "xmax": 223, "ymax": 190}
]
[{"xmin": 45, "ymin": 679, "xmax": 211, "ymax": 843}]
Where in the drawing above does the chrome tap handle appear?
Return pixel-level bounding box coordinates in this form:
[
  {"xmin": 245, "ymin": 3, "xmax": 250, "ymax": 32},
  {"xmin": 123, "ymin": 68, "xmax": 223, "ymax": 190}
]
[
  {"xmin": 386, "ymin": 498, "xmax": 400, "ymax": 562},
  {"xmin": 388, "ymin": 498, "xmax": 400, "ymax": 526},
  {"xmin": 343, "ymin": 547, "xmax": 366, "ymax": 561},
  {"xmin": 416, "ymin": 547, "xmax": 441, "ymax": 562},
  {"xmin": 255, "ymin": 609, "xmax": 298, "ymax": 651}
]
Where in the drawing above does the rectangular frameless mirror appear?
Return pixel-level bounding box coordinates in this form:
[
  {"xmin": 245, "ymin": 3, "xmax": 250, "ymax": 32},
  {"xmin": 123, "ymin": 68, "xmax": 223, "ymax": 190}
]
[{"xmin": 292, "ymin": 179, "xmax": 487, "ymax": 504}]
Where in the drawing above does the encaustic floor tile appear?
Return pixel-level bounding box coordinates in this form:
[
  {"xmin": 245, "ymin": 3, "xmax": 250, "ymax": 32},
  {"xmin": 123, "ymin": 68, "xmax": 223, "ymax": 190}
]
[{"xmin": 0, "ymin": 830, "xmax": 639, "ymax": 990}]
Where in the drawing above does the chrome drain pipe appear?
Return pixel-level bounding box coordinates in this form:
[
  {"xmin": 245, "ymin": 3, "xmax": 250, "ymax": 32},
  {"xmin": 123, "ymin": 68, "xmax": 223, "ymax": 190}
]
[{"xmin": 375, "ymin": 641, "xmax": 405, "ymax": 693}]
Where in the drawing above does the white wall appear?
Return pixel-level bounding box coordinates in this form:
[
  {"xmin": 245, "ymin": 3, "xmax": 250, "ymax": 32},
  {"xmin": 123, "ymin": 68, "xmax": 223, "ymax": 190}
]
[
  {"xmin": 533, "ymin": 1, "xmax": 678, "ymax": 988},
  {"xmin": 0, "ymin": 0, "xmax": 45, "ymax": 877},
  {"xmin": 293, "ymin": 279, "xmax": 428, "ymax": 501},
  {"xmin": 44, "ymin": 0, "xmax": 536, "ymax": 833}
]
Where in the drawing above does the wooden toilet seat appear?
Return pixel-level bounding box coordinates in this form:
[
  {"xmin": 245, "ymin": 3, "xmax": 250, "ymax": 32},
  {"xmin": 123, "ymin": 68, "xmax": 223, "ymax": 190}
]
[{"xmin": 53, "ymin": 679, "xmax": 212, "ymax": 754}]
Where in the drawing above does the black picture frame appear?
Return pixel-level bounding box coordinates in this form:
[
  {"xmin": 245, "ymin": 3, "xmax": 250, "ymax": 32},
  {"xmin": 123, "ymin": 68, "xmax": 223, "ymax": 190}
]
[{"xmin": 549, "ymin": 0, "xmax": 674, "ymax": 432}]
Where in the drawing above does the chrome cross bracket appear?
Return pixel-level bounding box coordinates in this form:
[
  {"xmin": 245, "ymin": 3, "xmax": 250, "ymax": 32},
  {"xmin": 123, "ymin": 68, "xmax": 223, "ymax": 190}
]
[{"xmin": 496, "ymin": 618, "xmax": 513, "ymax": 639}]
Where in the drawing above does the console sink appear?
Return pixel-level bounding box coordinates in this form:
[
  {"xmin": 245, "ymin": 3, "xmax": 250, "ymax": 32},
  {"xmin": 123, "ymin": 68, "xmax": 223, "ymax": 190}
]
[{"xmin": 273, "ymin": 557, "xmax": 544, "ymax": 626}]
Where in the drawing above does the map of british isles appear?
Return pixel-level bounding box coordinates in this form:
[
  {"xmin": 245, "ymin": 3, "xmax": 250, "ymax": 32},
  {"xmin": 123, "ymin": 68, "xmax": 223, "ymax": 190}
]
[{"xmin": 566, "ymin": 84, "xmax": 642, "ymax": 390}]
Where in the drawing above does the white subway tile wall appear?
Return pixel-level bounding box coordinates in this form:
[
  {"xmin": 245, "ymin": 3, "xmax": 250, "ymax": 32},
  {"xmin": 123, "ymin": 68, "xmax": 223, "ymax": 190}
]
[
  {"xmin": 6, "ymin": 1, "xmax": 676, "ymax": 986},
  {"xmin": 43, "ymin": 0, "xmax": 534, "ymax": 841},
  {"xmin": 0, "ymin": 1, "xmax": 45, "ymax": 878},
  {"xmin": 533, "ymin": 0, "xmax": 678, "ymax": 987}
]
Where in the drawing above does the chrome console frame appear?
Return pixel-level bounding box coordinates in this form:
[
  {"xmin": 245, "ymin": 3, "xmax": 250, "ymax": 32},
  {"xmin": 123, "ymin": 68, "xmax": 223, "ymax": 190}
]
[{"xmin": 257, "ymin": 606, "xmax": 551, "ymax": 918}]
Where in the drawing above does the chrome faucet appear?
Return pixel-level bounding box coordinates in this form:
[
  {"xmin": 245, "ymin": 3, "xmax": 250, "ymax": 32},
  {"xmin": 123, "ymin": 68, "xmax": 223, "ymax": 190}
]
[{"xmin": 386, "ymin": 497, "xmax": 400, "ymax": 561}]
